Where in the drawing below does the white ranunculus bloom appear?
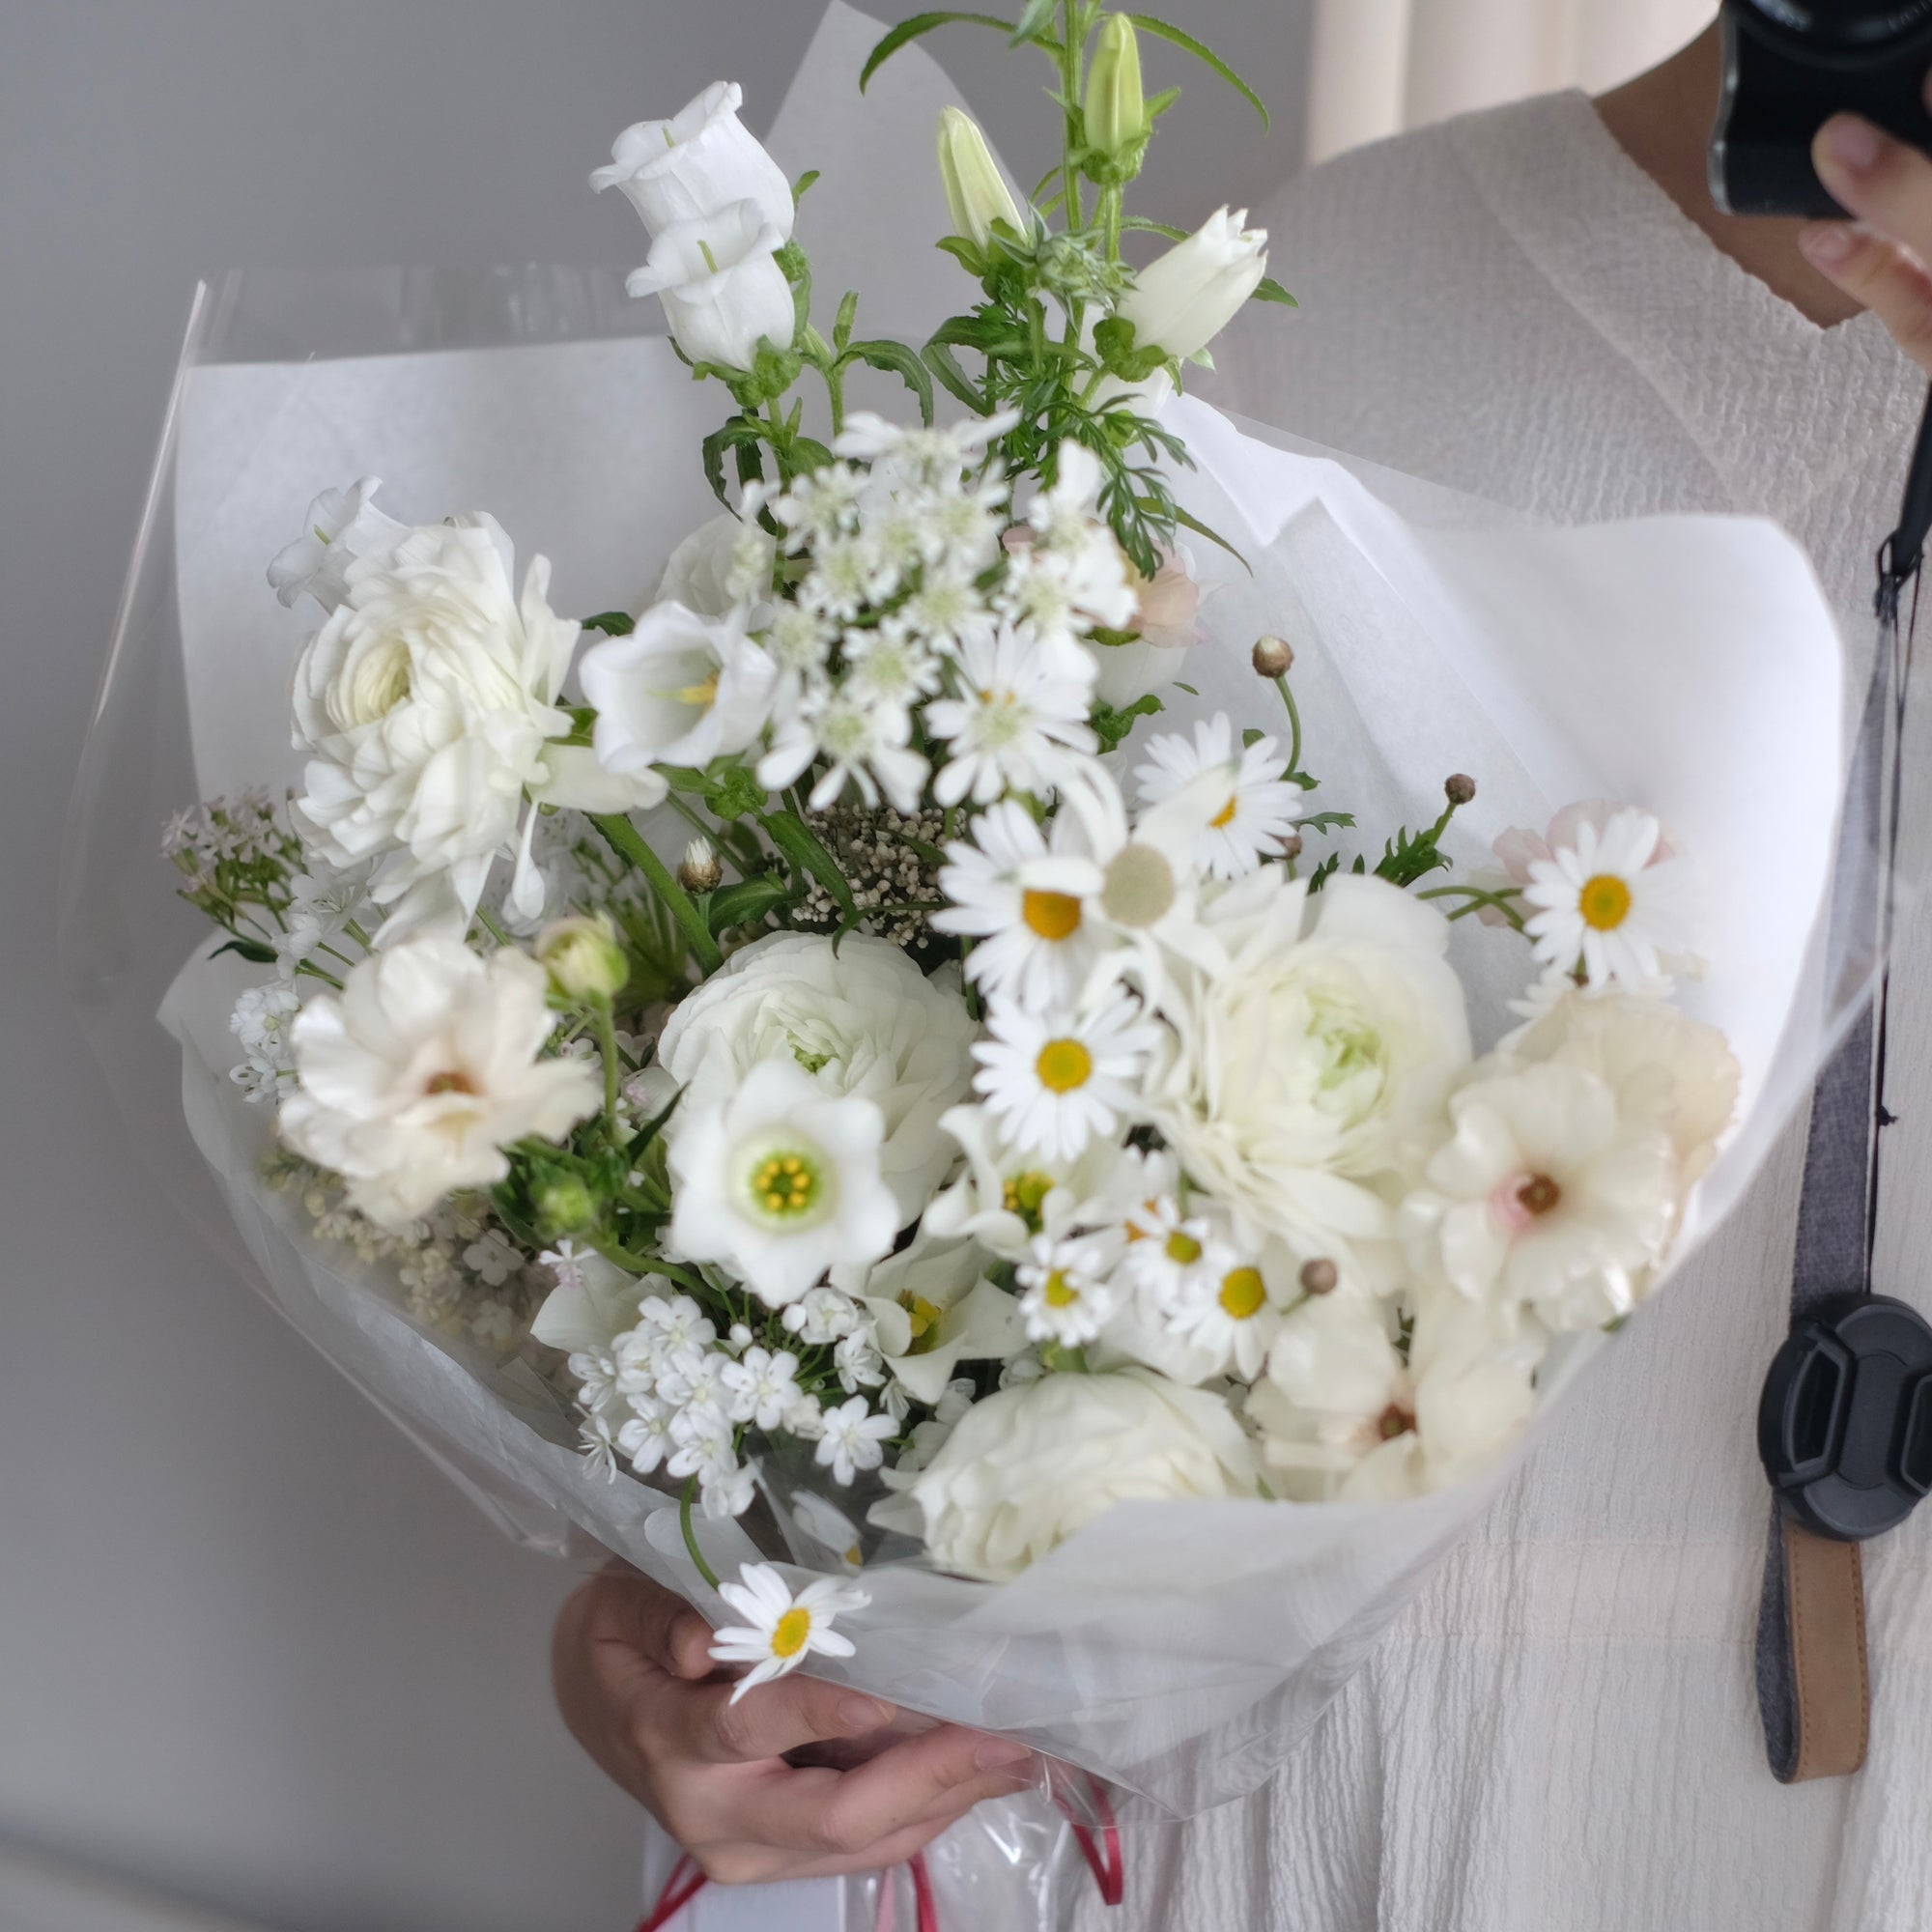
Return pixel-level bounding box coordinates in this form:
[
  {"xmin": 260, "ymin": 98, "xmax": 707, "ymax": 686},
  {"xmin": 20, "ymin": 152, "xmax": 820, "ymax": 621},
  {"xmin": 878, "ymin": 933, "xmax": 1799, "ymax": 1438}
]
[
  {"xmin": 268, "ymin": 475, "xmax": 409, "ymax": 612},
  {"xmin": 1396, "ymin": 1060, "xmax": 1681, "ymax": 1335},
  {"xmin": 290, "ymin": 518, "xmax": 582, "ymax": 945},
  {"xmin": 891, "ymin": 1366, "xmax": 1257, "ymax": 1581},
  {"xmin": 657, "ymin": 932, "xmax": 978, "ymax": 1223},
  {"xmin": 626, "ymin": 200, "xmax": 796, "ymax": 373},
  {"xmin": 654, "ymin": 512, "xmax": 778, "ymax": 618},
  {"xmin": 1146, "ymin": 870, "xmax": 1472, "ymax": 1264},
  {"xmin": 593, "ymin": 82, "xmax": 795, "ymax": 242},
  {"xmin": 666, "ymin": 1058, "xmax": 900, "ymax": 1307},
  {"xmin": 279, "ymin": 935, "xmax": 602, "ymax": 1232},
  {"xmin": 579, "ymin": 598, "xmax": 778, "ymax": 778}
]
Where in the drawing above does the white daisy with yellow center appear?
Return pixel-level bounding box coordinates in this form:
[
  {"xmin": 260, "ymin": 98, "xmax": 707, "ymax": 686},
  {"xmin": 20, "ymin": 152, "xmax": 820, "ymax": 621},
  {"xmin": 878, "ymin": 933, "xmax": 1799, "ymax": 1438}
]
[
  {"xmin": 933, "ymin": 799, "xmax": 1108, "ymax": 1012},
  {"xmin": 1157, "ymin": 1238, "xmax": 1286, "ymax": 1380},
  {"xmin": 708, "ymin": 1562, "xmax": 871, "ymax": 1704},
  {"xmin": 971, "ymin": 994, "xmax": 1162, "ymax": 1161},
  {"xmin": 666, "ymin": 1058, "xmax": 901, "ymax": 1307},
  {"xmin": 1133, "ymin": 715, "xmax": 1303, "ymax": 880},
  {"xmin": 1014, "ymin": 1227, "xmax": 1126, "ymax": 1346},
  {"xmin": 1521, "ymin": 808, "xmax": 1693, "ymax": 991}
]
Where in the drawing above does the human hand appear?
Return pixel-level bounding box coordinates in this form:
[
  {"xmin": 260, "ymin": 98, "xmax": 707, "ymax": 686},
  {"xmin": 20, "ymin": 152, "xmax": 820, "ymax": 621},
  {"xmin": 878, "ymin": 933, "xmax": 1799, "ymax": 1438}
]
[
  {"xmin": 1804, "ymin": 89, "xmax": 1932, "ymax": 373},
  {"xmin": 552, "ymin": 1565, "xmax": 1035, "ymax": 1885}
]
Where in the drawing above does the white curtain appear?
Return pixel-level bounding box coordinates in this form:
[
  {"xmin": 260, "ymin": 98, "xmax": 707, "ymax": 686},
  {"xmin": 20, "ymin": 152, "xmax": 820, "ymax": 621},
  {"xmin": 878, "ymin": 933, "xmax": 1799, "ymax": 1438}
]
[{"xmin": 1307, "ymin": 0, "xmax": 1717, "ymax": 163}]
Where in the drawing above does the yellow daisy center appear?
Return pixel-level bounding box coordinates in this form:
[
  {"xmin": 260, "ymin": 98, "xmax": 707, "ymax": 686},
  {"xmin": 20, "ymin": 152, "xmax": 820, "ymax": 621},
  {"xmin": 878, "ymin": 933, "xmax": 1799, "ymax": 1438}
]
[
  {"xmin": 771, "ymin": 1607, "xmax": 813, "ymax": 1659},
  {"xmin": 1578, "ymin": 873, "xmax": 1633, "ymax": 932},
  {"xmin": 1042, "ymin": 1269, "xmax": 1080, "ymax": 1308},
  {"xmin": 1218, "ymin": 1267, "xmax": 1266, "ymax": 1320},
  {"xmin": 1021, "ymin": 888, "xmax": 1083, "ymax": 942},
  {"xmin": 1165, "ymin": 1231, "xmax": 1203, "ymax": 1266},
  {"xmin": 1036, "ymin": 1038, "xmax": 1094, "ymax": 1094},
  {"xmin": 1210, "ymin": 794, "xmax": 1239, "ymax": 830},
  {"xmin": 749, "ymin": 1151, "xmax": 822, "ymax": 1221}
]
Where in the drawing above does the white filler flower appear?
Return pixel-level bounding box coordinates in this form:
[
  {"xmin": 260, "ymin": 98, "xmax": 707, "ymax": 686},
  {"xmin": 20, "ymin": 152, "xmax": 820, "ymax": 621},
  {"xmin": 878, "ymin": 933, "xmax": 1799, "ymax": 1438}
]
[
  {"xmin": 708, "ymin": 1563, "xmax": 869, "ymax": 1704},
  {"xmin": 667, "ymin": 1058, "xmax": 900, "ymax": 1306},
  {"xmin": 279, "ymin": 934, "xmax": 602, "ymax": 1231},
  {"xmin": 925, "ymin": 622, "xmax": 1098, "ymax": 807},
  {"xmin": 1522, "ymin": 808, "xmax": 1693, "ymax": 990}
]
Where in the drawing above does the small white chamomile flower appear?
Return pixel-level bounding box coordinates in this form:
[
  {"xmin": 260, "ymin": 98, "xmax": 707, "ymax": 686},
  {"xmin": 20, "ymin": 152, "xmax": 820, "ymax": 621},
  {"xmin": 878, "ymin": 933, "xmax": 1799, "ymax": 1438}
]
[
  {"xmin": 972, "ymin": 995, "xmax": 1161, "ymax": 1161},
  {"xmin": 1134, "ymin": 716, "xmax": 1303, "ymax": 879},
  {"xmin": 1014, "ymin": 1229, "xmax": 1123, "ymax": 1346},
  {"xmin": 925, "ymin": 623, "xmax": 1097, "ymax": 807},
  {"xmin": 708, "ymin": 1563, "xmax": 870, "ymax": 1702},
  {"xmin": 1522, "ymin": 809, "xmax": 1693, "ymax": 990}
]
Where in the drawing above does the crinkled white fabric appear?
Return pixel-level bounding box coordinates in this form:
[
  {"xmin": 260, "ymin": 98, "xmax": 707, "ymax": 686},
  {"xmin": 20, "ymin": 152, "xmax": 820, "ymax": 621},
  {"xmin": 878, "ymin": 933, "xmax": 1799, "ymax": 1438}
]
[{"xmin": 1070, "ymin": 92, "xmax": 1932, "ymax": 1932}]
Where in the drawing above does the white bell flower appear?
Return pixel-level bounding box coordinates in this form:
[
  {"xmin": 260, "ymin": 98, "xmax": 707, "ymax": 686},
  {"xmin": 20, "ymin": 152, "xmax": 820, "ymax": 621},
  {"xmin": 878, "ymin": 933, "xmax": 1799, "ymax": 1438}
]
[
  {"xmin": 268, "ymin": 475, "xmax": 408, "ymax": 611},
  {"xmin": 1105, "ymin": 207, "xmax": 1268, "ymax": 408},
  {"xmin": 579, "ymin": 597, "xmax": 778, "ymax": 777},
  {"xmin": 626, "ymin": 200, "xmax": 796, "ymax": 373},
  {"xmin": 278, "ymin": 934, "xmax": 603, "ymax": 1232},
  {"xmin": 593, "ymin": 82, "xmax": 796, "ymax": 242},
  {"xmin": 666, "ymin": 1058, "xmax": 900, "ymax": 1307}
]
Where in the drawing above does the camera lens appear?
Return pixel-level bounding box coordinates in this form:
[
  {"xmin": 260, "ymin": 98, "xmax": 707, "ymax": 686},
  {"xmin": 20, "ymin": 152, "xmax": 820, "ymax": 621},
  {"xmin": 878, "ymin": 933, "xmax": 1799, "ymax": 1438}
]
[{"xmin": 1745, "ymin": 0, "xmax": 1932, "ymax": 44}]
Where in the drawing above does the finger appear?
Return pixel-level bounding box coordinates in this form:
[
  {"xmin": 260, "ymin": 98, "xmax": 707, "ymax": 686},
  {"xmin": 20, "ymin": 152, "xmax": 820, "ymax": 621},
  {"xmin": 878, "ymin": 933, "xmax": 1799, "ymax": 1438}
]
[
  {"xmin": 1800, "ymin": 224, "xmax": 1932, "ymax": 371},
  {"xmin": 1812, "ymin": 115, "xmax": 1932, "ymax": 266},
  {"xmin": 662, "ymin": 1671, "xmax": 899, "ymax": 1767},
  {"xmin": 582, "ymin": 1570, "xmax": 712, "ymax": 1682}
]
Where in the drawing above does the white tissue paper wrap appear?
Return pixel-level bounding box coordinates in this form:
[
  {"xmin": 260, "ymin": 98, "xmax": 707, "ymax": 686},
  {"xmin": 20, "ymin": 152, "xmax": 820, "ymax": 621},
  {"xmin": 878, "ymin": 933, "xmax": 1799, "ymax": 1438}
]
[{"xmin": 67, "ymin": 0, "xmax": 1857, "ymax": 1862}]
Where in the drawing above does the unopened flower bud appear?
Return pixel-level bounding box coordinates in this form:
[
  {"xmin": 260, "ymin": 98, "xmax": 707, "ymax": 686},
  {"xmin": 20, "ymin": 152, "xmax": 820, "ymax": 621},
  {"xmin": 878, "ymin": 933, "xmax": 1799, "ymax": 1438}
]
[
  {"xmin": 1253, "ymin": 635, "xmax": 1294, "ymax": 679},
  {"xmin": 536, "ymin": 913, "xmax": 628, "ymax": 1003},
  {"xmin": 1084, "ymin": 15, "xmax": 1148, "ymax": 163},
  {"xmin": 1277, "ymin": 833, "xmax": 1304, "ymax": 862},
  {"xmin": 535, "ymin": 1176, "xmax": 598, "ymax": 1238},
  {"xmin": 677, "ymin": 836, "xmax": 724, "ymax": 894},
  {"xmin": 937, "ymin": 106, "xmax": 1023, "ymax": 252},
  {"xmin": 1299, "ymin": 1258, "xmax": 1339, "ymax": 1296},
  {"xmin": 1444, "ymin": 774, "xmax": 1477, "ymax": 808}
]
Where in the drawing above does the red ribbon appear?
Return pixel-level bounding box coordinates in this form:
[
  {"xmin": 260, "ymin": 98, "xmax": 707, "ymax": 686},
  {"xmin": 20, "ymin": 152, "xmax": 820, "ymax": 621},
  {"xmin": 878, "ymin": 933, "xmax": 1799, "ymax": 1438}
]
[{"xmin": 634, "ymin": 1775, "xmax": 1123, "ymax": 1930}]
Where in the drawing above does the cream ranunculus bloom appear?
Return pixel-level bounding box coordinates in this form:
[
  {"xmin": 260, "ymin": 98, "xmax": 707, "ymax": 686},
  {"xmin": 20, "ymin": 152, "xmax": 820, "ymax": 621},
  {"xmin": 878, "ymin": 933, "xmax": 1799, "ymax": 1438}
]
[
  {"xmin": 1147, "ymin": 870, "xmax": 1472, "ymax": 1264},
  {"xmin": 279, "ymin": 934, "xmax": 602, "ymax": 1232},
  {"xmin": 892, "ymin": 1366, "xmax": 1258, "ymax": 1581},
  {"xmin": 656, "ymin": 932, "xmax": 978, "ymax": 1224},
  {"xmin": 578, "ymin": 597, "xmax": 778, "ymax": 778},
  {"xmin": 626, "ymin": 200, "xmax": 796, "ymax": 373},
  {"xmin": 291, "ymin": 517, "xmax": 588, "ymax": 944},
  {"xmin": 593, "ymin": 82, "xmax": 796, "ymax": 242}
]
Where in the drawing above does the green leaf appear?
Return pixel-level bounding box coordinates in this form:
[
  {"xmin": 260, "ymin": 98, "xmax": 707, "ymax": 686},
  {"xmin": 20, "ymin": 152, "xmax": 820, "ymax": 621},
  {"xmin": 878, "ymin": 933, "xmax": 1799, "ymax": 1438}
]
[
  {"xmin": 923, "ymin": 340, "xmax": 988, "ymax": 413},
  {"xmin": 580, "ymin": 611, "xmax": 635, "ymax": 637},
  {"xmin": 1173, "ymin": 680, "xmax": 1199, "ymax": 696},
  {"xmin": 1090, "ymin": 692, "xmax": 1164, "ymax": 753},
  {"xmin": 793, "ymin": 168, "xmax": 821, "ymax": 204},
  {"xmin": 843, "ymin": 338, "xmax": 936, "ymax": 426},
  {"xmin": 708, "ymin": 764, "xmax": 769, "ymax": 821},
  {"xmin": 1009, "ymin": 0, "xmax": 1060, "ymax": 45},
  {"xmin": 707, "ymin": 875, "xmax": 796, "ymax": 934},
  {"xmin": 590, "ymin": 813, "xmax": 724, "ymax": 975},
  {"xmin": 760, "ymin": 810, "xmax": 857, "ymax": 917},
  {"xmin": 1307, "ymin": 852, "xmax": 1342, "ymax": 893},
  {"xmin": 833, "ymin": 289, "xmax": 860, "ymax": 355},
  {"xmin": 1121, "ymin": 215, "xmax": 1189, "ymax": 241},
  {"xmin": 1146, "ymin": 85, "xmax": 1182, "ymax": 121},
  {"xmin": 1172, "ymin": 502, "xmax": 1251, "ymax": 572},
  {"xmin": 210, "ymin": 937, "xmax": 277, "ymax": 966},
  {"xmin": 1125, "ymin": 14, "xmax": 1269, "ymax": 128},
  {"xmin": 1298, "ymin": 810, "xmax": 1356, "ymax": 836},
  {"xmin": 860, "ymin": 12, "xmax": 1015, "ymax": 91},
  {"xmin": 1252, "ymin": 276, "xmax": 1299, "ymax": 308}
]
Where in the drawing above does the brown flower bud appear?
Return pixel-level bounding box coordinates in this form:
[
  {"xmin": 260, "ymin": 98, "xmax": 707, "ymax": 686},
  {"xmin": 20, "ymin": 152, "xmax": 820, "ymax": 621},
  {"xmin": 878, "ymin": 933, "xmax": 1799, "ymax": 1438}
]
[
  {"xmin": 1299, "ymin": 1258, "xmax": 1339, "ymax": 1296},
  {"xmin": 676, "ymin": 836, "xmax": 724, "ymax": 894},
  {"xmin": 1252, "ymin": 635, "xmax": 1294, "ymax": 679},
  {"xmin": 1277, "ymin": 833, "xmax": 1304, "ymax": 862},
  {"xmin": 1444, "ymin": 774, "xmax": 1477, "ymax": 807}
]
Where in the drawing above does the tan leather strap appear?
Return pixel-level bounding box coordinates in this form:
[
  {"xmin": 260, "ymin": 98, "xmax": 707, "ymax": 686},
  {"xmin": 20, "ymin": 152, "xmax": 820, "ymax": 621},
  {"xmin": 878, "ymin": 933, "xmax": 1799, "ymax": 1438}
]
[{"xmin": 1778, "ymin": 1521, "xmax": 1870, "ymax": 1783}]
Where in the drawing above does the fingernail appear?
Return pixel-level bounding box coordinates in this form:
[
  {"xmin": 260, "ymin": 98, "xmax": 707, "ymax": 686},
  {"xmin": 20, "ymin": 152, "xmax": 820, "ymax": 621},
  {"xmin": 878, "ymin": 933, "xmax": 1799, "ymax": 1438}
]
[
  {"xmin": 1801, "ymin": 222, "xmax": 1856, "ymax": 268},
  {"xmin": 975, "ymin": 1736, "xmax": 1033, "ymax": 1771},
  {"xmin": 1824, "ymin": 115, "xmax": 1884, "ymax": 174},
  {"xmin": 838, "ymin": 1694, "xmax": 894, "ymax": 1730}
]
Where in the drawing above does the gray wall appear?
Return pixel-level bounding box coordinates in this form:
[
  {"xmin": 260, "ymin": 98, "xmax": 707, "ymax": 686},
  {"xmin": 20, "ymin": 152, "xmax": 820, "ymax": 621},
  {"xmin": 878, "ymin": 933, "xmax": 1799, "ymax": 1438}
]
[{"xmin": 0, "ymin": 5, "xmax": 1308, "ymax": 1928}]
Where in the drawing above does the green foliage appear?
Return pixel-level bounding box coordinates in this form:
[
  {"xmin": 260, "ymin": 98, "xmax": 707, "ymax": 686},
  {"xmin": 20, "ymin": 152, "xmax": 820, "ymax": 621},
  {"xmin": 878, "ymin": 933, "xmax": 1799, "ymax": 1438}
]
[
  {"xmin": 1374, "ymin": 823, "xmax": 1455, "ymax": 888},
  {"xmin": 1091, "ymin": 691, "xmax": 1164, "ymax": 753},
  {"xmin": 1123, "ymin": 14, "xmax": 1268, "ymax": 128},
  {"xmin": 580, "ymin": 611, "xmax": 636, "ymax": 637},
  {"xmin": 859, "ymin": 13, "xmax": 1026, "ymax": 93}
]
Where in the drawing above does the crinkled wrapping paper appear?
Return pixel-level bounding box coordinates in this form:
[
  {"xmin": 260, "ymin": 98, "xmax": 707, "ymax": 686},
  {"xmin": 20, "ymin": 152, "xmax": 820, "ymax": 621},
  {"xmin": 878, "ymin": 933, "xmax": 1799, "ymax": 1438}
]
[{"xmin": 145, "ymin": 0, "xmax": 1851, "ymax": 1821}]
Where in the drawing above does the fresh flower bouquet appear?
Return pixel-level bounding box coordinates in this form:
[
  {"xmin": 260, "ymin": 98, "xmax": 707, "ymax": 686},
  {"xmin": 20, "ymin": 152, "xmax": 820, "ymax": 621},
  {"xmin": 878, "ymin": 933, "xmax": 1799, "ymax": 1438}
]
[{"xmin": 66, "ymin": 2, "xmax": 1858, "ymax": 1922}]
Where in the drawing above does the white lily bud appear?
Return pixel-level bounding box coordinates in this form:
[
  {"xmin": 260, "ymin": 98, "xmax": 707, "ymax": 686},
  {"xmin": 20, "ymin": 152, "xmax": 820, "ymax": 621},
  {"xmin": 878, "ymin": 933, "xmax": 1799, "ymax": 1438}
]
[
  {"xmin": 937, "ymin": 106, "xmax": 1023, "ymax": 252},
  {"xmin": 1084, "ymin": 15, "xmax": 1148, "ymax": 162},
  {"xmin": 625, "ymin": 200, "xmax": 796, "ymax": 372},
  {"xmin": 1120, "ymin": 206, "xmax": 1268, "ymax": 363},
  {"xmin": 592, "ymin": 82, "xmax": 795, "ymax": 242}
]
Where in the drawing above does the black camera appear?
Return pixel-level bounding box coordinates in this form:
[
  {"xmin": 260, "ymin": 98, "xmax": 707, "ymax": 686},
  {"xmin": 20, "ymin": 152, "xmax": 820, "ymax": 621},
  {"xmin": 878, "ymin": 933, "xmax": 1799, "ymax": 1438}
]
[{"xmin": 1711, "ymin": 0, "xmax": 1932, "ymax": 217}]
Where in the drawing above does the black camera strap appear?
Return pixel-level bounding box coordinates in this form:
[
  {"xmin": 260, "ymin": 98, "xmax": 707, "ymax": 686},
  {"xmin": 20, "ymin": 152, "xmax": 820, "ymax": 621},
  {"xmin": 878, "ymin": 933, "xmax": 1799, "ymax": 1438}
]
[{"xmin": 1754, "ymin": 386, "xmax": 1932, "ymax": 1783}]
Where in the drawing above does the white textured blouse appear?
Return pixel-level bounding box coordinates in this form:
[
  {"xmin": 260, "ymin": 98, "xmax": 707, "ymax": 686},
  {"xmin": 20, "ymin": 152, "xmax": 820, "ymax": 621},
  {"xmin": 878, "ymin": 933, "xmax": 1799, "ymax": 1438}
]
[{"xmin": 1067, "ymin": 90, "xmax": 1932, "ymax": 1932}]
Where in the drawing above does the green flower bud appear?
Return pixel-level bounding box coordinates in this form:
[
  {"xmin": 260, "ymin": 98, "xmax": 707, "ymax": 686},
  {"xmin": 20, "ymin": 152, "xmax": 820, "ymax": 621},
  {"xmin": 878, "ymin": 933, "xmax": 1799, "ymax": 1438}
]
[
  {"xmin": 536, "ymin": 913, "xmax": 628, "ymax": 1003},
  {"xmin": 535, "ymin": 1175, "xmax": 599, "ymax": 1238},
  {"xmin": 937, "ymin": 106, "xmax": 1022, "ymax": 252},
  {"xmin": 1085, "ymin": 15, "xmax": 1148, "ymax": 163}
]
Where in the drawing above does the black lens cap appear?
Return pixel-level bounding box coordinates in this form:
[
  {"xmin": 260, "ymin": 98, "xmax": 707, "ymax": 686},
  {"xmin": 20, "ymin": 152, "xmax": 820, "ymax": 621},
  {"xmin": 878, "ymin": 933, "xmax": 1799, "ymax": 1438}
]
[
  {"xmin": 1759, "ymin": 1294, "xmax": 1932, "ymax": 1541},
  {"xmin": 1744, "ymin": 0, "xmax": 1932, "ymax": 46}
]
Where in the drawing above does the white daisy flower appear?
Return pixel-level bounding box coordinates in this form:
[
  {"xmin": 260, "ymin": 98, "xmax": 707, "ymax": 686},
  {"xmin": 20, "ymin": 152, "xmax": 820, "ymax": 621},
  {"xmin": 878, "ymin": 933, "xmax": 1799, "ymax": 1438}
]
[
  {"xmin": 1120, "ymin": 1194, "xmax": 1215, "ymax": 1301},
  {"xmin": 815, "ymin": 1395, "xmax": 897, "ymax": 1485},
  {"xmin": 1157, "ymin": 1241, "xmax": 1284, "ymax": 1380},
  {"xmin": 1134, "ymin": 716, "xmax": 1303, "ymax": 879},
  {"xmin": 925, "ymin": 623, "xmax": 1098, "ymax": 808},
  {"xmin": 759, "ymin": 691, "xmax": 928, "ymax": 815},
  {"xmin": 971, "ymin": 995, "xmax": 1161, "ymax": 1160},
  {"xmin": 932, "ymin": 799, "xmax": 1108, "ymax": 1012},
  {"xmin": 1014, "ymin": 1228, "xmax": 1123, "ymax": 1346},
  {"xmin": 719, "ymin": 1346, "xmax": 804, "ymax": 1431},
  {"xmin": 1522, "ymin": 809, "xmax": 1693, "ymax": 990},
  {"xmin": 708, "ymin": 1562, "xmax": 870, "ymax": 1703}
]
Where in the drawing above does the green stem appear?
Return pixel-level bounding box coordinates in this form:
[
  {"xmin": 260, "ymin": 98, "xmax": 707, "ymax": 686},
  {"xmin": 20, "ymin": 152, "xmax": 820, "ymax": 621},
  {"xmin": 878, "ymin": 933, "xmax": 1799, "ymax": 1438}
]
[
  {"xmin": 663, "ymin": 791, "xmax": 737, "ymax": 873},
  {"xmin": 591, "ymin": 998, "xmax": 621, "ymax": 1128},
  {"xmin": 476, "ymin": 905, "xmax": 516, "ymax": 950},
  {"xmin": 591, "ymin": 813, "xmax": 724, "ymax": 976},
  {"xmin": 680, "ymin": 1478, "xmax": 724, "ymax": 1592},
  {"xmin": 1061, "ymin": 0, "xmax": 1085, "ymax": 235},
  {"xmin": 1099, "ymin": 183, "xmax": 1122, "ymax": 263},
  {"xmin": 1274, "ymin": 675, "xmax": 1307, "ymax": 782},
  {"xmin": 1416, "ymin": 885, "xmax": 1528, "ymax": 932},
  {"xmin": 588, "ymin": 1230, "xmax": 669, "ymax": 1276}
]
